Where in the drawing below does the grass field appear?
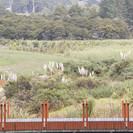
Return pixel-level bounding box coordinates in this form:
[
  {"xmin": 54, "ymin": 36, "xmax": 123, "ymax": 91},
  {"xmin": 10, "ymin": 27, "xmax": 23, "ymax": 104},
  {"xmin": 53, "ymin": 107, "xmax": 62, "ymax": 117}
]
[
  {"xmin": 0, "ymin": 39, "xmax": 133, "ymax": 74},
  {"xmin": 1, "ymin": 39, "xmax": 133, "ymax": 118},
  {"xmin": 0, "ymin": 49, "xmax": 66, "ymax": 74}
]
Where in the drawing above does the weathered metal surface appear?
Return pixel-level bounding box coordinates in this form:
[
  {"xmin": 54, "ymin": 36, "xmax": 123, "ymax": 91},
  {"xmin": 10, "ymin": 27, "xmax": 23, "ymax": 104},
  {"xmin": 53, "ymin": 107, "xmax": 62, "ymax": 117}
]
[
  {"xmin": 16, "ymin": 122, "xmax": 42, "ymax": 130},
  {"xmin": 4, "ymin": 122, "xmax": 16, "ymax": 130},
  {"xmin": 47, "ymin": 121, "xmax": 84, "ymax": 130},
  {"xmin": 128, "ymin": 122, "xmax": 133, "ymax": 129},
  {"xmin": 47, "ymin": 122, "xmax": 65, "ymax": 130},
  {"xmin": 0, "ymin": 105, "xmax": 2, "ymax": 130},
  {"xmin": 4, "ymin": 122, "xmax": 42, "ymax": 130},
  {"xmin": 87, "ymin": 121, "xmax": 125, "ymax": 130},
  {"xmin": 1, "ymin": 100, "xmax": 132, "ymax": 131},
  {"xmin": 65, "ymin": 122, "xmax": 84, "ymax": 130}
]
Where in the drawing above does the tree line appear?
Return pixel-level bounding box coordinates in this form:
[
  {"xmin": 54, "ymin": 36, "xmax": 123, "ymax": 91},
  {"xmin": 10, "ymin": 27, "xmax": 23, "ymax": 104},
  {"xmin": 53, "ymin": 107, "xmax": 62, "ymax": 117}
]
[{"xmin": 0, "ymin": 0, "xmax": 132, "ymax": 40}]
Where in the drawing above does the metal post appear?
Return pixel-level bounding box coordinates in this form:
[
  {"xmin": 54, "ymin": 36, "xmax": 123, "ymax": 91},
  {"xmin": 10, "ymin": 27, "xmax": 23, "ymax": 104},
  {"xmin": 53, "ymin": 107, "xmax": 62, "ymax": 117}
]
[
  {"xmin": 86, "ymin": 101, "xmax": 88, "ymax": 129},
  {"xmin": 42, "ymin": 104, "xmax": 44, "ymax": 130},
  {"xmin": 45, "ymin": 103, "xmax": 47, "ymax": 130},
  {"xmin": 122, "ymin": 101, "xmax": 124, "ymax": 118},
  {"xmin": 0, "ymin": 105, "xmax": 2, "ymax": 130},
  {"xmin": 126, "ymin": 100, "xmax": 128, "ymax": 120},
  {"xmin": 43, "ymin": 101, "xmax": 45, "ymax": 118},
  {"xmin": 4, "ymin": 103, "xmax": 6, "ymax": 130},
  {"xmin": 47, "ymin": 101, "xmax": 49, "ymax": 118},
  {"xmin": 7, "ymin": 101, "xmax": 9, "ymax": 119},
  {"xmin": 124, "ymin": 103, "xmax": 126, "ymax": 128},
  {"xmin": 127, "ymin": 103, "xmax": 129, "ymax": 129},
  {"xmin": 83, "ymin": 101, "xmax": 85, "ymax": 128}
]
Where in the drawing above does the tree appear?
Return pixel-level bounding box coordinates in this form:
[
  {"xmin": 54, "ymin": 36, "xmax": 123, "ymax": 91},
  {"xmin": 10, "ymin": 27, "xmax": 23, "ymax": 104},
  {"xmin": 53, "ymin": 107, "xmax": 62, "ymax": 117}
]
[
  {"xmin": 113, "ymin": 0, "xmax": 125, "ymax": 19},
  {"xmin": 83, "ymin": 5, "xmax": 99, "ymax": 18},
  {"xmin": 99, "ymin": 0, "xmax": 133, "ymax": 27},
  {"xmin": 86, "ymin": 0, "xmax": 99, "ymax": 7},
  {"xmin": 53, "ymin": 4, "xmax": 68, "ymax": 18},
  {"xmin": 123, "ymin": 0, "xmax": 133, "ymax": 27},
  {"xmin": 69, "ymin": 4, "xmax": 83, "ymax": 17},
  {"xmin": 99, "ymin": 0, "xmax": 117, "ymax": 18}
]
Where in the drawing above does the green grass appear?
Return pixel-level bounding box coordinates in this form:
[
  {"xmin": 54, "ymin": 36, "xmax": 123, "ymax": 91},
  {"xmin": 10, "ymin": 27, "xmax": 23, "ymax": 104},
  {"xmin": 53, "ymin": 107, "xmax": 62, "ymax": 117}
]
[
  {"xmin": 0, "ymin": 49, "xmax": 67, "ymax": 74},
  {"xmin": 1, "ymin": 39, "xmax": 133, "ymax": 74}
]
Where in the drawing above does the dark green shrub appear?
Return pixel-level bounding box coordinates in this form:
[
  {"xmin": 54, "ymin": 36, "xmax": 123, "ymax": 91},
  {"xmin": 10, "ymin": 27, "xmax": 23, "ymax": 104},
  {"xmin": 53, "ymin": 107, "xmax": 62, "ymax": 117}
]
[
  {"xmin": 17, "ymin": 76, "xmax": 32, "ymax": 91},
  {"xmin": 75, "ymin": 77, "xmax": 97, "ymax": 89},
  {"xmin": 74, "ymin": 77, "xmax": 107, "ymax": 89},
  {"xmin": 109, "ymin": 60, "xmax": 131, "ymax": 80},
  {"xmin": 4, "ymin": 81, "xmax": 18, "ymax": 98},
  {"xmin": 32, "ymin": 88, "xmax": 71, "ymax": 111},
  {"xmin": 128, "ymin": 87, "xmax": 133, "ymax": 106},
  {"xmin": 22, "ymin": 41, "xmax": 28, "ymax": 46},
  {"xmin": 63, "ymin": 61, "xmax": 79, "ymax": 75},
  {"xmin": 91, "ymin": 86, "xmax": 112, "ymax": 99},
  {"xmin": 88, "ymin": 98, "xmax": 95, "ymax": 116},
  {"xmin": 33, "ymin": 41, "xmax": 39, "ymax": 48},
  {"xmin": 42, "ymin": 42, "xmax": 48, "ymax": 47},
  {"xmin": 0, "ymin": 38, "xmax": 9, "ymax": 46}
]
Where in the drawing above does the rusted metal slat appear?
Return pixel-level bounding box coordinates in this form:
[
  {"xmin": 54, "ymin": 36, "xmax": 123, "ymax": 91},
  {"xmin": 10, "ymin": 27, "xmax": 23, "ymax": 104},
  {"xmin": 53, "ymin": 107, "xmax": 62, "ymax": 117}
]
[
  {"xmin": 45, "ymin": 102, "xmax": 47, "ymax": 130},
  {"xmin": 4, "ymin": 103, "xmax": 6, "ymax": 130},
  {"xmin": 0, "ymin": 104, "xmax": 2, "ymax": 130},
  {"xmin": 16, "ymin": 122, "xmax": 42, "ymax": 130},
  {"xmin": 42, "ymin": 104, "xmax": 44, "ymax": 130},
  {"xmin": 47, "ymin": 101, "xmax": 49, "ymax": 118},
  {"xmin": 86, "ymin": 101, "xmax": 88, "ymax": 129},
  {"xmin": 83, "ymin": 101, "xmax": 85, "ymax": 128}
]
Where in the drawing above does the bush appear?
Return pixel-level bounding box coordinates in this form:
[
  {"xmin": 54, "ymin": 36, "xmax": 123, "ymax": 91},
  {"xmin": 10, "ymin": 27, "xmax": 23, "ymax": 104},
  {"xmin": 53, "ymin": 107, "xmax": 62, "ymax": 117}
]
[
  {"xmin": 128, "ymin": 88, "xmax": 133, "ymax": 106},
  {"xmin": 4, "ymin": 81, "xmax": 18, "ymax": 98},
  {"xmin": 63, "ymin": 61, "xmax": 79, "ymax": 76},
  {"xmin": 111, "ymin": 81, "xmax": 131, "ymax": 99},
  {"xmin": 88, "ymin": 98, "xmax": 95, "ymax": 116},
  {"xmin": 22, "ymin": 41, "xmax": 28, "ymax": 46},
  {"xmin": 32, "ymin": 88, "xmax": 71, "ymax": 111},
  {"xmin": 74, "ymin": 77, "xmax": 98, "ymax": 89},
  {"xmin": 33, "ymin": 42, "xmax": 39, "ymax": 48},
  {"xmin": 91, "ymin": 86, "xmax": 112, "ymax": 99},
  {"xmin": 109, "ymin": 60, "xmax": 131, "ymax": 80},
  {"xmin": 17, "ymin": 76, "xmax": 32, "ymax": 91},
  {"xmin": 4, "ymin": 75, "xmax": 90, "ymax": 113},
  {"xmin": 0, "ymin": 38, "xmax": 9, "ymax": 46},
  {"xmin": 4, "ymin": 75, "xmax": 32, "ymax": 99}
]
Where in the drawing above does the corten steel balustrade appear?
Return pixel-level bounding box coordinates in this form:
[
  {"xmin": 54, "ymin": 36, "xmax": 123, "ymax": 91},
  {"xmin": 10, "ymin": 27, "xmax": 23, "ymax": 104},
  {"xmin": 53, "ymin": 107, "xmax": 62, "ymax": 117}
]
[
  {"xmin": 3, "ymin": 102, "xmax": 44, "ymax": 131},
  {"xmin": 86, "ymin": 100, "xmax": 126, "ymax": 130},
  {"xmin": 0, "ymin": 104, "xmax": 2, "ymax": 130},
  {"xmin": 46, "ymin": 101, "xmax": 84, "ymax": 130},
  {"xmin": 126, "ymin": 100, "xmax": 132, "ymax": 129},
  {"xmin": 0, "ymin": 100, "xmax": 132, "ymax": 131}
]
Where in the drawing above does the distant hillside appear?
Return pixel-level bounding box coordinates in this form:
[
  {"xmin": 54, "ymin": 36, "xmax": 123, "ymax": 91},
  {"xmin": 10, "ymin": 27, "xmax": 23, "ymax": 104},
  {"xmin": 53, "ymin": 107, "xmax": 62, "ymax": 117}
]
[{"xmin": 0, "ymin": 0, "xmax": 100, "ymax": 14}]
